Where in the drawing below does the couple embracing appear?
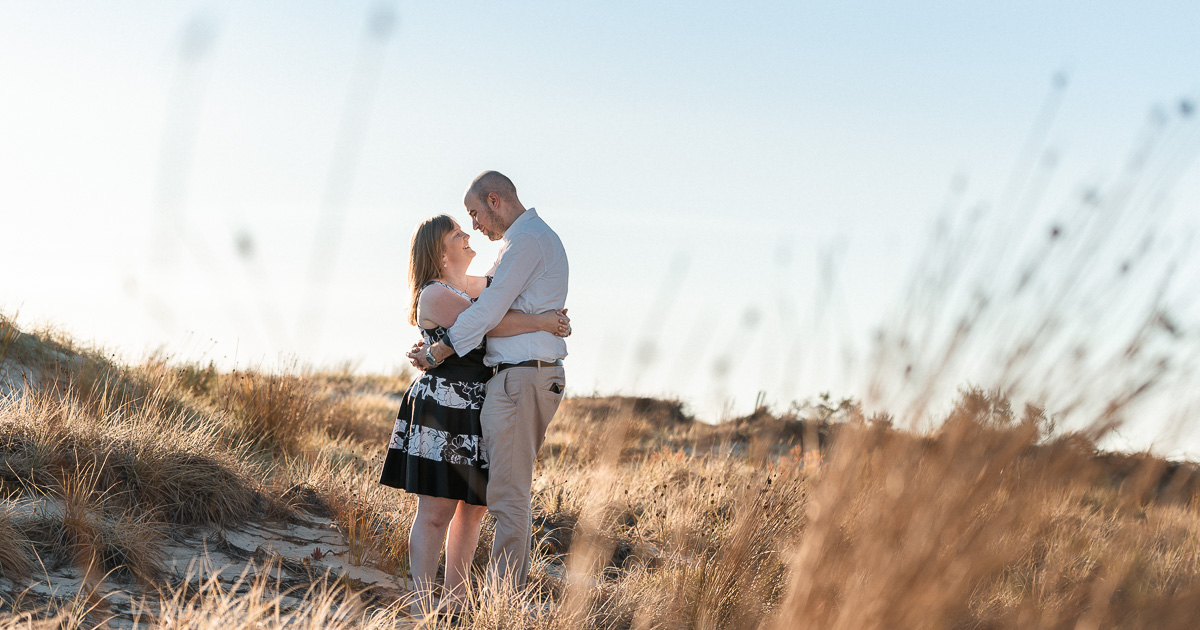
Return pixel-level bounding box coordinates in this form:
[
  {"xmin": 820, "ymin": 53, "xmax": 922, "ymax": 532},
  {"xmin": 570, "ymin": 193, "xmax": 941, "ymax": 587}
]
[{"xmin": 378, "ymin": 171, "xmax": 570, "ymax": 616}]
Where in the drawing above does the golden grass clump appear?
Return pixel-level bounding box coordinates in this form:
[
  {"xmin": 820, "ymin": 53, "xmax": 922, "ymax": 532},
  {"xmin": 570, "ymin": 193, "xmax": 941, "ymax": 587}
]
[
  {"xmin": 0, "ymin": 508, "xmax": 35, "ymax": 583},
  {"xmin": 0, "ymin": 390, "xmax": 267, "ymax": 529},
  {"xmin": 138, "ymin": 561, "xmax": 400, "ymax": 629},
  {"xmin": 0, "ymin": 561, "xmax": 409, "ymax": 630}
]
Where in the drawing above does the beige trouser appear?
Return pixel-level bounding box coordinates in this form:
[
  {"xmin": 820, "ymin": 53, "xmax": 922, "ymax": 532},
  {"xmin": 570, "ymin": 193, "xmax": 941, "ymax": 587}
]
[{"xmin": 480, "ymin": 365, "xmax": 565, "ymax": 588}]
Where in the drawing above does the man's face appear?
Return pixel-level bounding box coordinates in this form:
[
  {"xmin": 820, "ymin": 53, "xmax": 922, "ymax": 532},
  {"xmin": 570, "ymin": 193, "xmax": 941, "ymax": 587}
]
[{"xmin": 465, "ymin": 194, "xmax": 505, "ymax": 241}]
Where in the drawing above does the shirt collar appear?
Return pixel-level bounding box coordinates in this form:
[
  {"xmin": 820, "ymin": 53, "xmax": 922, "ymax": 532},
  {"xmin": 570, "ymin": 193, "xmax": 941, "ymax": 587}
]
[{"xmin": 504, "ymin": 207, "xmax": 536, "ymax": 240}]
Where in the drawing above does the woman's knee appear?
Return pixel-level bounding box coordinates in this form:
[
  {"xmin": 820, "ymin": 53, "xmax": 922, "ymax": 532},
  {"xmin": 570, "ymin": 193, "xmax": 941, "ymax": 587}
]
[
  {"xmin": 415, "ymin": 496, "xmax": 458, "ymax": 530},
  {"xmin": 456, "ymin": 502, "xmax": 489, "ymax": 522}
]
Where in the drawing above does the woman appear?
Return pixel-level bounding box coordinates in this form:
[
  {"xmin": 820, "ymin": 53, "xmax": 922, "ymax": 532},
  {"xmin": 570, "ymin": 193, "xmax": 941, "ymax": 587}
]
[{"xmin": 379, "ymin": 214, "xmax": 569, "ymax": 616}]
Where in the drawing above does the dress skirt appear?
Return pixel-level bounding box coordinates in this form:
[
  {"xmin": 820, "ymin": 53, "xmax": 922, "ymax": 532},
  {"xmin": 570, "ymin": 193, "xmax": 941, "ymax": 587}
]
[{"xmin": 379, "ymin": 362, "xmax": 491, "ymax": 506}]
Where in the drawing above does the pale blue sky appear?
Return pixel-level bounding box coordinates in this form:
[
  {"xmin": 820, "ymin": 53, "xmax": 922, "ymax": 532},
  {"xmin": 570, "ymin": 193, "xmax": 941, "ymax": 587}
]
[{"xmin": 2, "ymin": 2, "xmax": 1199, "ymax": 452}]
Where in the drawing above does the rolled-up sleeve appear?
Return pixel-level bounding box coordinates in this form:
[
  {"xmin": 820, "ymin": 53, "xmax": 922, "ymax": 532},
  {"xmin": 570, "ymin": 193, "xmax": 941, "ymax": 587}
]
[{"xmin": 445, "ymin": 234, "xmax": 541, "ymax": 357}]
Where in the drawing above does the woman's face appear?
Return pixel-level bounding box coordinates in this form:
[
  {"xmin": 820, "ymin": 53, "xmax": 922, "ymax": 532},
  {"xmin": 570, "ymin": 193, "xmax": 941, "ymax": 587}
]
[{"xmin": 441, "ymin": 221, "xmax": 476, "ymax": 269}]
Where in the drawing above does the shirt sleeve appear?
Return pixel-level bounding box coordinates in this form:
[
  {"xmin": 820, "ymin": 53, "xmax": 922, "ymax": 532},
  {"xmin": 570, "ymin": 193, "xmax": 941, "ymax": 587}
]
[{"xmin": 445, "ymin": 234, "xmax": 541, "ymax": 356}]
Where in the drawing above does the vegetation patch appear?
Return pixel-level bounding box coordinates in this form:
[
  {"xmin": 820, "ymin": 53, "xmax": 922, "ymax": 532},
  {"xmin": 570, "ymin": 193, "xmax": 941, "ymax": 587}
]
[{"xmin": 1, "ymin": 319, "xmax": 1199, "ymax": 628}]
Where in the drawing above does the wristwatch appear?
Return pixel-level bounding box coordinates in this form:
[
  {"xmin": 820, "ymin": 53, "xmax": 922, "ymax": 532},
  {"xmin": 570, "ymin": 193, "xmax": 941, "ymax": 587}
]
[{"xmin": 425, "ymin": 346, "xmax": 441, "ymax": 368}]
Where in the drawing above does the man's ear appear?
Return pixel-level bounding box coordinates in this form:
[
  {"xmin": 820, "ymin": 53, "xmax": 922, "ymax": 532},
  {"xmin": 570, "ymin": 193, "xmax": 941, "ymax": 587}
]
[{"xmin": 488, "ymin": 192, "xmax": 500, "ymax": 209}]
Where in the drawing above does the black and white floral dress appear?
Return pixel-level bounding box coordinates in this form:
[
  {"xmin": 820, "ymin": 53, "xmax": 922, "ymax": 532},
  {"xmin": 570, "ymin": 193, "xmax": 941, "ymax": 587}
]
[{"xmin": 379, "ymin": 282, "xmax": 490, "ymax": 505}]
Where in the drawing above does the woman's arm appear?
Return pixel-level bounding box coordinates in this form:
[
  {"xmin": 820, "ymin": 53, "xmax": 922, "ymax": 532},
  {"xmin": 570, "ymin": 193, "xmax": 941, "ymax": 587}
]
[
  {"xmin": 416, "ymin": 284, "xmax": 471, "ymax": 329},
  {"xmin": 419, "ymin": 285, "xmax": 570, "ymax": 337},
  {"xmin": 489, "ymin": 309, "xmax": 570, "ymax": 337}
]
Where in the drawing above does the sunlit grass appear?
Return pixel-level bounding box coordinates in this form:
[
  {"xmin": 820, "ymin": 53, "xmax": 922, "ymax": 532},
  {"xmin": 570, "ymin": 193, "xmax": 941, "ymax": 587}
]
[{"xmin": 2, "ymin": 312, "xmax": 1199, "ymax": 628}]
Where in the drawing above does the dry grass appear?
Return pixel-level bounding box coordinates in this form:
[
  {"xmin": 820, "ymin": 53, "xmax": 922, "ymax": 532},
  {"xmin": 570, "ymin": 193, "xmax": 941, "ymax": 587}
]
[
  {"xmin": 0, "ymin": 508, "xmax": 35, "ymax": 583},
  {"xmin": 2, "ymin": 316, "xmax": 1200, "ymax": 628},
  {"xmin": 0, "ymin": 390, "xmax": 267, "ymax": 529}
]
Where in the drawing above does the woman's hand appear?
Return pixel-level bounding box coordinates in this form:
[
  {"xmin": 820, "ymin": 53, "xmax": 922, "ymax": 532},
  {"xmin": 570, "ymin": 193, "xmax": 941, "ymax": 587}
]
[
  {"xmin": 407, "ymin": 340, "xmax": 429, "ymax": 371},
  {"xmin": 537, "ymin": 308, "xmax": 572, "ymax": 337}
]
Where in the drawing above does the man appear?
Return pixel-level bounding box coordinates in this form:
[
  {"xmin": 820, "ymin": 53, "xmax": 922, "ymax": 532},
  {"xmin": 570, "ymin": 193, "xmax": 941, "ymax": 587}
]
[{"xmin": 409, "ymin": 170, "xmax": 568, "ymax": 589}]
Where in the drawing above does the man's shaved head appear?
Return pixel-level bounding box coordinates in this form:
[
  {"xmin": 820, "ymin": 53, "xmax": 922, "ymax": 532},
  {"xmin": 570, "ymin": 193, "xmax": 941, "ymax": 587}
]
[
  {"xmin": 462, "ymin": 170, "xmax": 526, "ymax": 240},
  {"xmin": 466, "ymin": 171, "xmax": 519, "ymax": 206}
]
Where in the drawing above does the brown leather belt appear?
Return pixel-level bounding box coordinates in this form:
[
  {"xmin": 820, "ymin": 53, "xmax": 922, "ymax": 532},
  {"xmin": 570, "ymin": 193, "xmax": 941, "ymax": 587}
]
[{"xmin": 494, "ymin": 359, "xmax": 563, "ymax": 374}]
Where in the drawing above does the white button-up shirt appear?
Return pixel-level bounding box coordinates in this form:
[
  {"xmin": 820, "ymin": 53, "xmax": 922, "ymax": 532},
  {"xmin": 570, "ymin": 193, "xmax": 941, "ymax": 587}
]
[{"xmin": 445, "ymin": 208, "xmax": 569, "ymax": 366}]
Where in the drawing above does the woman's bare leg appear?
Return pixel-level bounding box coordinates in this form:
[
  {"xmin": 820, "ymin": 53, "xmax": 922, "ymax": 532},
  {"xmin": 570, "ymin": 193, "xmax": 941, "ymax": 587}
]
[
  {"xmin": 409, "ymin": 495, "xmax": 458, "ymax": 616},
  {"xmin": 443, "ymin": 501, "xmax": 489, "ymax": 609}
]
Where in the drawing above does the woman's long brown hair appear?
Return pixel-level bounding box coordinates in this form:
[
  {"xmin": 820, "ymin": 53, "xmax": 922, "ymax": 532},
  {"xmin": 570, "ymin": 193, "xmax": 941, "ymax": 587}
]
[{"xmin": 408, "ymin": 215, "xmax": 455, "ymax": 326}]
